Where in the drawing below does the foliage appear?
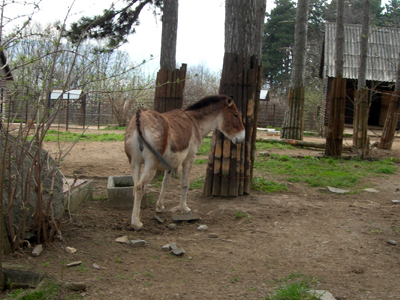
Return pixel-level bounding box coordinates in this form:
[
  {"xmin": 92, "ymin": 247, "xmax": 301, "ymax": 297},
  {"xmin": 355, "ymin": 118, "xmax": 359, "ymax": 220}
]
[
  {"xmin": 262, "ymin": 0, "xmax": 296, "ymax": 88},
  {"xmin": 0, "ymin": 0, "xmax": 156, "ymax": 252},
  {"xmin": 183, "ymin": 64, "xmax": 220, "ymax": 106},
  {"xmin": 64, "ymin": 0, "xmax": 163, "ymax": 50}
]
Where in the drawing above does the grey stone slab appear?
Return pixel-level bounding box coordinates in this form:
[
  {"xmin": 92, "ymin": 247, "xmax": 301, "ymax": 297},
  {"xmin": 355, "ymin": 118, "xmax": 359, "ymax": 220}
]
[
  {"xmin": 171, "ymin": 213, "xmax": 200, "ymax": 222},
  {"xmin": 130, "ymin": 240, "xmax": 147, "ymax": 247}
]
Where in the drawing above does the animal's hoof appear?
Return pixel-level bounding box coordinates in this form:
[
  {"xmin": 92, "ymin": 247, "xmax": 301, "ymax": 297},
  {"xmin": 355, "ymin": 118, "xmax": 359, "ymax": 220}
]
[
  {"xmin": 130, "ymin": 222, "xmax": 143, "ymax": 231},
  {"xmin": 171, "ymin": 206, "xmax": 192, "ymax": 214},
  {"xmin": 156, "ymin": 206, "xmax": 165, "ymax": 213}
]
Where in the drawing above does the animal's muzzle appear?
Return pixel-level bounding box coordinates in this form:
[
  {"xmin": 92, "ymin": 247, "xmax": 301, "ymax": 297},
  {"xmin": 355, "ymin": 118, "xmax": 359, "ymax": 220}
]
[{"xmin": 232, "ymin": 130, "xmax": 245, "ymax": 144}]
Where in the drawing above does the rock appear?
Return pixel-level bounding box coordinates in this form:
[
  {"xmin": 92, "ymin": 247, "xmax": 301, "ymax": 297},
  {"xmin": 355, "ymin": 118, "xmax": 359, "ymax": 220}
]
[
  {"xmin": 130, "ymin": 240, "xmax": 147, "ymax": 247},
  {"xmin": 63, "ymin": 282, "xmax": 86, "ymax": 291},
  {"xmin": 327, "ymin": 186, "xmax": 349, "ymax": 194},
  {"xmin": 308, "ymin": 290, "xmax": 336, "ymax": 300},
  {"xmin": 115, "ymin": 236, "xmax": 130, "ymax": 244},
  {"xmin": 66, "ymin": 261, "xmax": 82, "ymax": 267},
  {"xmin": 364, "ymin": 188, "xmax": 379, "ymax": 193},
  {"xmin": 162, "ymin": 244, "xmax": 171, "ymax": 252},
  {"xmin": 168, "ymin": 242, "xmax": 185, "ymax": 256},
  {"xmin": 172, "ymin": 213, "xmax": 200, "ymax": 222},
  {"xmin": 197, "ymin": 225, "xmax": 208, "ymax": 231},
  {"xmin": 170, "ymin": 243, "xmax": 178, "ymax": 251},
  {"xmin": 387, "ymin": 240, "xmax": 397, "ymax": 245},
  {"xmin": 167, "ymin": 223, "xmax": 177, "ymax": 230},
  {"xmin": 392, "ymin": 200, "xmax": 400, "ymax": 204},
  {"xmin": 2, "ymin": 263, "xmax": 47, "ymax": 289},
  {"xmin": 65, "ymin": 246, "xmax": 77, "ymax": 254},
  {"xmin": 31, "ymin": 245, "xmax": 43, "ymax": 257},
  {"xmin": 171, "ymin": 248, "xmax": 185, "ymax": 256},
  {"xmin": 154, "ymin": 215, "xmax": 165, "ymax": 224},
  {"xmin": 2, "ymin": 138, "xmax": 64, "ymax": 241},
  {"xmin": 209, "ymin": 233, "xmax": 218, "ymax": 238},
  {"xmin": 92, "ymin": 263, "xmax": 101, "ymax": 270}
]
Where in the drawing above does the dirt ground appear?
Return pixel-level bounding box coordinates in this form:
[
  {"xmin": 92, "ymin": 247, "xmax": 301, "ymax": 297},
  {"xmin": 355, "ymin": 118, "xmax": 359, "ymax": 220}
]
[{"xmin": 2, "ymin": 128, "xmax": 400, "ymax": 300}]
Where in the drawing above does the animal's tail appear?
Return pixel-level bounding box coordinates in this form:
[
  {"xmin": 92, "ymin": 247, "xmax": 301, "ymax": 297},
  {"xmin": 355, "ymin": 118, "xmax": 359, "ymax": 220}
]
[{"xmin": 136, "ymin": 109, "xmax": 173, "ymax": 171}]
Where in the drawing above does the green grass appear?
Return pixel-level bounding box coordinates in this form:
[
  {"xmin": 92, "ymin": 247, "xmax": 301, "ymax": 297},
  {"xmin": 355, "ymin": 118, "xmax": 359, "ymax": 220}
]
[
  {"xmin": 235, "ymin": 211, "xmax": 249, "ymax": 219},
  {"xmin": 197, "ymin": 137, "xmax": 211, "ymax": 155},
  {"xmin": 253, "ymin": 153, "xmax": 398, "ymax": 189},
  {"xmin": 102, "ymin": 125, "xmax": 126, "ymax": 130},
  {"xmin": 190, "ymin": 177, "xmax": 205, "ymax": 190},
  {"xmin": 256, "ymin": 140, "xmax": 296, "ymax": 151},
  {"xmin": 6, "ymin": 279, "xmax": 60, "ymax": 299},
  {"xmin": 41, "ymin": 130, "xmax": 125, "ymax": 142},
  {"xmin": 194, "ymin": 158, "xmax": 208, "ymax": 165},
  {"xmin": 251, "ymin": 177, "xmax": 287, "ymax": 193},
  {"xmin": 266, "ymin": 273, "xmax": 322, "ymax": 300}
]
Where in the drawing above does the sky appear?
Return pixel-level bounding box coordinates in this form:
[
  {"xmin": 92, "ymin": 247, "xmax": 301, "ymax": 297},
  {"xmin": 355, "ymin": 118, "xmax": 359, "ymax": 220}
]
[{"xmin": 6, "ymin": 0, "xmax": 276, "ymax": 74}]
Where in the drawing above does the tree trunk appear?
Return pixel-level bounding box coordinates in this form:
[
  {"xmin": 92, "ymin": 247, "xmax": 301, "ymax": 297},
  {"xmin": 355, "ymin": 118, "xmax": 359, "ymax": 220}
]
[
  {"xmin": 204, "ymin": 0, "xmax": 266, "ymax": 197},
  {"xmin": 378, "ymin": 38, "xmax": 400, "ymax": 149},
  {"xmin": 353, "ymin": 0, "xmax": 370, "ymax": 156},
  {"xmin": 160, "ymin": 0, "xmax": 178, "ymax": 70},
  {"xmin": 281, "ymin": 0, "xmax": 309, "ymax": 140},
  {"xmin": 325, "ymin": 0, "xmax": 346, "ymax": 157},
  {"xmin": 378, "ymin": 91, "xmax": 400, "ymax": 149},
  {"xmin": 154, "ymin": 0, "xmax": 185, "ymax": 114}
]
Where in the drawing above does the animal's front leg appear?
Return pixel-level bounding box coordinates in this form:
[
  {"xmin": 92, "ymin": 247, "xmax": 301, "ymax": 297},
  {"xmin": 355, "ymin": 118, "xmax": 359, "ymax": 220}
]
[
  {"xmin": 171, "ymin": 161, "xmax": 192, "ymax": 214},
  {"xmin": 156, "ymin": 170, "xmax": 172, "ymax": 213}
]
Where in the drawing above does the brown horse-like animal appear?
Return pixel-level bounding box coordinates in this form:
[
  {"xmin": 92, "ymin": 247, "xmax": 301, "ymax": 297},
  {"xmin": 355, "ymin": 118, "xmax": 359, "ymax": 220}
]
[{"xmin": 124, "ymin": 94, "xmax": 245, "ymax": 230}]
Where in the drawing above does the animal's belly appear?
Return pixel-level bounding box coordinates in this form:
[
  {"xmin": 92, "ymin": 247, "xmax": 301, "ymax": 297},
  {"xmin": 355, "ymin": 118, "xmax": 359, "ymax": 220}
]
[{"xmin": 161, "ymin": 150, "xmax": 190, "ymax": 169}]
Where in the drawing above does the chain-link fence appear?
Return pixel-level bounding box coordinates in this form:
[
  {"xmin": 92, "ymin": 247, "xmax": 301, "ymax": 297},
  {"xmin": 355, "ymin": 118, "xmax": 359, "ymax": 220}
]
[
  {"xmin": 2, "ymin": 87, "xmax": 325, "ymax": 133},
  {"xmin": 258, "ymin": 100, "xmax": 325, "ymax": 133}
]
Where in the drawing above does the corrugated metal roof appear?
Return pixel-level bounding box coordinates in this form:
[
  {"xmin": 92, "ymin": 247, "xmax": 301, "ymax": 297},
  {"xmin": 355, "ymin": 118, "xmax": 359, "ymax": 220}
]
[{"xmin": 323, "ymin": 22, "xmax": 400, "ymax": 82}]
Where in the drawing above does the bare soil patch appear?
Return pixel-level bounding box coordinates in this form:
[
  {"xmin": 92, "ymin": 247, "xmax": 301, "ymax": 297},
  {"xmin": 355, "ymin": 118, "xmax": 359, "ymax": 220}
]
[{"xmin": 2, "ymin": 129, "xmax": 400, "ymax": 300}]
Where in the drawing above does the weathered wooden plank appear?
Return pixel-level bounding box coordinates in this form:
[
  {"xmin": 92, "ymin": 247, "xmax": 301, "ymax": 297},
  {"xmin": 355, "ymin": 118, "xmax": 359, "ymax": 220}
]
[
  {"xmin": 220, "ymin": 137, "xmax": 231, "ymax": 196},
  {"xmin": 212, "ymin": 130, "xmax": 223, "ymax": 196},
  {"xmin": 204, "ymin": 133, "xmax": 216, "ymax": 196}
]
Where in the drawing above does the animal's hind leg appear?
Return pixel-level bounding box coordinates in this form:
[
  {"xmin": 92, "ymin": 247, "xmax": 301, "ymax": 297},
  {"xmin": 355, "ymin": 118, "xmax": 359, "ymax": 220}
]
[
  {"xmin": 156, "ymin": 170, "xmax": 172, "ymax": 213},
  {"xmin": 171, "ymin": 160, "xmax": 192, "ymax": 214},
  {"xmin": 131, "ymin": 163, "xmax": 157, "ymax": 230}
]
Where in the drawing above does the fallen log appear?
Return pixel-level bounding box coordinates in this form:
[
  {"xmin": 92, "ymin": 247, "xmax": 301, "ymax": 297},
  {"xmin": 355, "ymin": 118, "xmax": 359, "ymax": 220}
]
[{"xmin": 256, "ymin": 138, "xmax": 353, "ymax": 150}]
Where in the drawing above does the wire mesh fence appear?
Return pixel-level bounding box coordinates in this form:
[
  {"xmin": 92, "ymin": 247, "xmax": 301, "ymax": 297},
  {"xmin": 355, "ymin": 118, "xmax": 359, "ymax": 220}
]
[{"xmin": 2, "ymin": 87, "xmax": 324, "ymax": 133}]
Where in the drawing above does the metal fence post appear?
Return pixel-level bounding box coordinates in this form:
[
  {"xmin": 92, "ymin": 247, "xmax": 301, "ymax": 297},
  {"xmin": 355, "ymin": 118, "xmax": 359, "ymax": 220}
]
[
  {"xmin": 97, "ymin": 95, "xmax": 101, "ymax": 129},
  {"xmin": 82, "ymin": 96, "xmax": 86, "ymax": 129},
  {"xmin": 66, "ymin": 93, "xmax": 70, "ymax": 131}
]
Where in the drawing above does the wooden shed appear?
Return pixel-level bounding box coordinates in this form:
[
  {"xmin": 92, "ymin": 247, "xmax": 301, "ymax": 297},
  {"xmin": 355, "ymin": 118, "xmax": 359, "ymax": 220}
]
[
  {"xmin": 320, "ymin": 22, "xmax": 400, "ymax": 128},
  {"xmin": 0, "ymin": 50, "xmax": 13, "ymax": 114}
]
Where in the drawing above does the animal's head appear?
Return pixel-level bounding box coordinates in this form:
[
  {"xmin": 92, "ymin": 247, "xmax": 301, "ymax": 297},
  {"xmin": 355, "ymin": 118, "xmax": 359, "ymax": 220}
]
[{"xmin": 218, "ymin": 96, "xmax": 245, "ymax": 144}]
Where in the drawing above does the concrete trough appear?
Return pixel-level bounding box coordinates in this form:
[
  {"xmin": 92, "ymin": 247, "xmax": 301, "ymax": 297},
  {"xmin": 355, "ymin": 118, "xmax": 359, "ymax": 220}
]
[{"xmin": 107, "ymin": 175, "xmax": 134, "ymax": 208}]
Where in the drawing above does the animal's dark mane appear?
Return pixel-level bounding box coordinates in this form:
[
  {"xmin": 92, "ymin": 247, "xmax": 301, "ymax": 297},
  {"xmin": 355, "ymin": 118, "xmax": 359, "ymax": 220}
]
[{"xmin": 184, "ymin": 95, "xmax": 226, "ymax": 111}]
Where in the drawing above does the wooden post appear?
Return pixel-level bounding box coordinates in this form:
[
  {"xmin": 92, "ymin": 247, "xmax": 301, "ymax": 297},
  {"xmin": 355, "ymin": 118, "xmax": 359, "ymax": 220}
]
[
  {"xmin": 204, "ymin": 53, "xmax": 262, "ymax": 196},
  {"xmin": 325, "ymin": 75, "xmax": 347, "ymax": 156},
  {"xmin": 378, "ymin": 91, "xmax": 400, "ymax": 149},
  {"xmin": 154, "ymin": 64, "xmax": 187, "ymax": 113}
]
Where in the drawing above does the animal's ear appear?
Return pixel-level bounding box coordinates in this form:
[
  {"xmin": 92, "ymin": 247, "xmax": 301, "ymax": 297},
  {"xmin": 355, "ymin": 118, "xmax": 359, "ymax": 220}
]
[{"xmin": 226, "ymin": 96, "xmax": 234, "ymax": 106}]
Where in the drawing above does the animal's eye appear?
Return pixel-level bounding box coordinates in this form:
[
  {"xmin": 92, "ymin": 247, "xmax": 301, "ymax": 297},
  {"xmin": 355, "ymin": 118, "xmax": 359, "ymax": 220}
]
[{"xmin": 233, "ymin": 113, "xmax": 238, "ymax": 118}]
